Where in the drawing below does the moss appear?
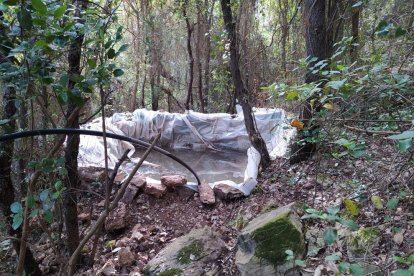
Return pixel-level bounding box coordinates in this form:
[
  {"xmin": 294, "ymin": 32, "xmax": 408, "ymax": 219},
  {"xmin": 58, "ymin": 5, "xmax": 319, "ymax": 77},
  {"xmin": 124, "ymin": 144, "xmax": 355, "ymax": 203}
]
[
  {"xmin": 177, "ymin": 239, "xmax": 204, "ymax": 265},
  {"xmin": 251, "ymin": 212, "xmax": 304, "ymax": 266},
  {"xmin": 157, "ymin": 268, "xmax": 184, "ymax": 276},
  {"xmin": 349, "ymin": 227, "xmax": 380, "ymax": 255}
]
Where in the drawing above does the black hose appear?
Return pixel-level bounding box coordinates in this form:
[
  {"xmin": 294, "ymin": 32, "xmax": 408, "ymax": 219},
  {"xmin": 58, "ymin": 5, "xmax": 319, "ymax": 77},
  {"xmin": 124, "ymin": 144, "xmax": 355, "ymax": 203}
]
[{"xmin": 0, "ymin": 128, "xmax": 201, "ymax": 185}]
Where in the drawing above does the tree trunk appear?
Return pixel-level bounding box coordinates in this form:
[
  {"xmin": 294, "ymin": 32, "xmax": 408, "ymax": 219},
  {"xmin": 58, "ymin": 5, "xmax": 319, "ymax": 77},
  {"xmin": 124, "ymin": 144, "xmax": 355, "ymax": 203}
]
[
  {"xmin": 64, "ymin": 0, "xmax": 87, "ymax": 259},
  {"xmin": 196, "ymin": 2, "xmax": 205, "ymax": 113},
  {"xmin": 0, "ymin": 86, "xmax": 42, "ymax": 276},
  {"xmin": 220, "ymin": 0, "xmax": 271, "ymax": 168},
  {"xmin": 350, "ymin": 1, "xmax": 361, "ymax": 62},
  {"xmin": 291, "ymin": 0, "xmax": 329, "ymax": 163},
  {"xmin": 183, "ymin": 3, "xmax": 194, "ymax": 111}
]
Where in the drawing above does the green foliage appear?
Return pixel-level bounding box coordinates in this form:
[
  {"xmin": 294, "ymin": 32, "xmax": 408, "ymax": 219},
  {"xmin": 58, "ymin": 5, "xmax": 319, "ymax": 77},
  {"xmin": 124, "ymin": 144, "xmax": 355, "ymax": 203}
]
[{"xmin": 158, "ymin": 268, "xmax": 184, "ymax": 276}]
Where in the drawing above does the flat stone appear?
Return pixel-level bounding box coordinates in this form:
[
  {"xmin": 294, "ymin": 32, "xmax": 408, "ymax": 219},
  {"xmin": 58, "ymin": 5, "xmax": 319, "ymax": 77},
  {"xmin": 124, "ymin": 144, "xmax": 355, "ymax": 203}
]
[
  {"xmin": 105, "ymin": 202, "xmax": 128, "ymax": 232},
  {"xmin": 78, "ymin": 167, "xmax": 107, "ymax": 183},
  {"xmin": 114, "ymin": 171, "xmax": 127, "ymax": 185},
  {"xmin": 118, "ymin": 247, "xmax": 135, "ymax": 267},
  {"xmin": 161, "ymin": 175, "xmax": 187, "ymax": 188},
  {"xmin": 130, "ymin": 175, "xmax": 146, "ymax": 188},
  {"xmin": 144, "ymin": 227, "xmax": 225, "ymax": 275},
  {"xmin": 213, "ymin": 183, "xmax": 244, "ymax": 200},
  {"xmin": 144, "ymin": 178, "xmax": 167, "ymax": 198},
  {"xmin": 199, "ymin": 183, "xmax": 215, "ymax": 205},
  {"xmin": 122, "ymin": 185, "xmax": 140, "ymax": 204}
]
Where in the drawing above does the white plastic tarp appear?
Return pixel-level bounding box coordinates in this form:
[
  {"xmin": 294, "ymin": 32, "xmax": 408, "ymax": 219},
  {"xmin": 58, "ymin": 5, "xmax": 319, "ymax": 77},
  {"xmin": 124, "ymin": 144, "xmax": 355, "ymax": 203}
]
[{"xmin": 78, "ymin": 107, "xmax": 294, "ymax": 195}]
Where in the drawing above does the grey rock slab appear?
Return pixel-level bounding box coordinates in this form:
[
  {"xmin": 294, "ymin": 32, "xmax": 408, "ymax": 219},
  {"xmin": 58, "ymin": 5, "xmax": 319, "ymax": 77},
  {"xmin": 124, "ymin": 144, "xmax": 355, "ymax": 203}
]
[{"xmin": 144, "ymin": 226, "xmax": 225, "ymax": 276}]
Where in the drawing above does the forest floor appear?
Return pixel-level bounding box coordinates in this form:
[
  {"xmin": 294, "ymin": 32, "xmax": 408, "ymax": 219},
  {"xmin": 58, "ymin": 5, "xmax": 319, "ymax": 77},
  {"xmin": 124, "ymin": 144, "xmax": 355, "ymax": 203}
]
[{"xmin": 1, "ymin": 134, "xmax": 413, "ymax": 275}]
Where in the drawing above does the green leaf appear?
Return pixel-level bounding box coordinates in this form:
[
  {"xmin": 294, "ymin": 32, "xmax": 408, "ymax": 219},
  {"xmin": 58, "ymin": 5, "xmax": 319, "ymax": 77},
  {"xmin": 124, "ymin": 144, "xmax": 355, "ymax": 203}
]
[
  {"xmin": 371, "ymin": 195, "xmax": 384, "ymax": 209},
  {"xmin": 87, "ymin": 59, "xmax": 97, "ymax": 69},
  {"xmin": 327, "ymin": 79, "xmax": 346, "ymax": 90},
  {"xmin": 395, "ymin": 27, "xmax": 407, "ymax": 38},
  {"xmin": 389, "ymin": 131, "xmax": 414, "ymax": 140},
  {"xmin": 323, "ymin": 228, "xmax": 337, "ymax": 245},
  {"xmin": 43, "ymin": 210, "xmax": 53, "ymax": 223},
  {"xmin": 55, "ymin": 180, "xmax": 63, "ymax": 190},
  {"xmin": 12, "ymin": 214, "xmax": 23, "ymax": 230},
  {"xmin": 113, "ymin": 68, "xmax": 124, "ymax": 77},
  {"xmin": 117, "ymin": 44, "xmax": 129, "ymax": 54},
  {"xmin": 31, "ymin": 0, "xmax": 47, "ymax": 14},
  {"xmin": 295, "ymin": 259, "xmax": 306, "ymax": 267},
  {"xmin": 54, "ymin": 4, "xmax": 67, "ymax": 18},
  {"xmin": 39, "ymin": 189, "xmax": 49, "ymax": 201},
  {"xmin": 398, "ymin": 139, "xmax": 412, "ymax": 153},
  {"xmin": 339, "ymin": 262, "xmax": 350, "ymax": 273},
  {"xmin": 27, "ymin": 195, "xmax": 36, "ymax": 209},
  {"xmin": 107, "ymin": 48, "xmax": 116, "ymax": 59},
  {"xmin": 350, "ymin": 264, "xmax": 364, "ymax": 276},
  {"xmin": 339, "ymin": 219, "xmax": 359, "ymax": 231},
  {"xmin": 393, "ymin": 270, "xmax": 412, "ymax": 276},
  {"xmin": 325, "ymin": 253, "xmax": 341, "ymax": 261},
  {"xmin": 286, "ymin": 91, "xmax": 299, "ymax": 101},
  {"xmin": 17, "ymin": 8, "xmax": 33, "ymax": 30},
  {"xmin": 386, "ymin": 198, "xmax": 399, "ymax": 209},
  {"xmin": 10, "ymin": 202, "xmax": 22, "ymax": 214},
  {"xmin": 327, "ymin": 206, "xmax": 340, "ymax": 215},
  {"xmin": 393, "ymin": 256, "xmax": 406, "ymax": 263}
]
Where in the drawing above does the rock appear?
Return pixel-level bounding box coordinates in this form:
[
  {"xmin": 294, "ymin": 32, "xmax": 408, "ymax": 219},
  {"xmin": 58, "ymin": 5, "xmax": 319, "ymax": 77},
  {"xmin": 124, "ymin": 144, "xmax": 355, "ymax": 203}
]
[
  {"xmin": 213, "ymin": 183, "xmax": 244, "ymax": 200},
  {"xmin": 105, "ymin": 202, "xmax": 128, "ymax": 232},
  {"xmin": 114, "ymin": 171, "xmax": 127, "ymax": 185},
  {"xmin": 97, "ymin": 259, "xmax": 117, "ymax": 275},
  {"xmin": 235, "ymin": 203, "xmax": 305, "ymax": 276},
  {"xmin": 199, "ymin": 183, "xmax": 215, "ymax": 205},
  {"xmin": 144, "ymin": 178, "xmax": 167, "ymax": 198},
  {"xmin": 78, "ymin": 167, "xmax": 107, "ymax": 183},
  {"xmin": 77, "ymin": 212, "xmax": 91, "ymax": 222},
  {"xmin": 118, "ymin": 247, "xmax": 136, "ymax": 267},
  {"xmin": 131, "ymin": 224, "xmax": 145, "ymax": 241},
  {"xmin": 144, "ymin": 227, "xmax": 225, "ymax": 276},
  {"xmin": 122, "ymin": 175, "xmax": 146, "ymax": 203},
  {"xmin": 161, "ymin": 175, "xmax": 187, "ymax": 188}
]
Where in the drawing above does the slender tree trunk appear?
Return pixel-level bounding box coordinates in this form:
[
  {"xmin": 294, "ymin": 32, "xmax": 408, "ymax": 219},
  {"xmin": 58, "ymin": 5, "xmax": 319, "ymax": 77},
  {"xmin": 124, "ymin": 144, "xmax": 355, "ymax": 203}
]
[
  {"xmin": 220, "ymin": 0, "xmax": 270, "ymax": 168},
  {"xmin": 196, "ymin": 2, "xmax": 205, "ymax": 113},
  {"xmin": 0, "ymin": 86, "xmax": 42, "ymax": 276},
  {"xmin": 183, "ymin": 3, "xmax": 194, "ymax": 111},
  {"xmin": 350, "ymin": 1, "xmax": 361, "ymax": 62},
  {"xmin": 291, "ymin": 0, "xmax": 329, "ymax": 163},
  {"xmin": 64, "ymin": 0, "xmax": 87, "ymax": 259},
  {"xmin": 131, "ymin": 70, "xmax": 139, "ymax": 111},
  {"xmin": 202, "ymin": 0, "xmax": 215, "ymax": 111}
]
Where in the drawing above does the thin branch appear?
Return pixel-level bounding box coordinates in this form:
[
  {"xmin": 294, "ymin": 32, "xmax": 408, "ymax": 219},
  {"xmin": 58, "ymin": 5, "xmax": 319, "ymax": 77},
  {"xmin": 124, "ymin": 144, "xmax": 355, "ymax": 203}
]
[{"xmin": 67, "ymin": 134, "xmax": 161, "ymax": 275}]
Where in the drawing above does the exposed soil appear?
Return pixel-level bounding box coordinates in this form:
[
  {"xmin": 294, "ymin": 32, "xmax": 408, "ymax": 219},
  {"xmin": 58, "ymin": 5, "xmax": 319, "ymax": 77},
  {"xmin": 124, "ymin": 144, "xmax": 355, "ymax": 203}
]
[{"xmin": 1, "ymin": 134, "xmax": 413, "ymax": 275}]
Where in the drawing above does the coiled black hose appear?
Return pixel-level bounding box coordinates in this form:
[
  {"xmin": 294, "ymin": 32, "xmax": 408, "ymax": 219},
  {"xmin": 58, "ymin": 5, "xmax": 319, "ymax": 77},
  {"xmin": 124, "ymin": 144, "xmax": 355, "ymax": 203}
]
[{"xmin": 0, "ymin": 128, "xmax": 201, "ymax": 185}]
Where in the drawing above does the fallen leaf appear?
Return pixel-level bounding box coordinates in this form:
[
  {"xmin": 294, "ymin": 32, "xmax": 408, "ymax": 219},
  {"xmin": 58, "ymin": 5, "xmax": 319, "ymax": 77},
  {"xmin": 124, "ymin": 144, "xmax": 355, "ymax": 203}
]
[
  {"xmin": 393, "ymin": 232, "xmax": 404, "ymax": 245},
  {"xmin": 344, "ymin": 198, "xmax": 360, "ymax": 217},
  {"xmin": 371, "ymin": 195, "xmax": 384, "ymax": 209},
  {"xmin": 291, "ymin": 119, "xmax": 304, "ymax": 130}
]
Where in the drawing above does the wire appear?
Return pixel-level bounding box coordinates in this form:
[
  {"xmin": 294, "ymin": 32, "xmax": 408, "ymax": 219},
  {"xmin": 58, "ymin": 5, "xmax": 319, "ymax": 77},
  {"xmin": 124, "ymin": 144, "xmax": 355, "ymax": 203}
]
[{"xmin": 0, "ymin": 128, "xmax": 201, "ymax": 185}]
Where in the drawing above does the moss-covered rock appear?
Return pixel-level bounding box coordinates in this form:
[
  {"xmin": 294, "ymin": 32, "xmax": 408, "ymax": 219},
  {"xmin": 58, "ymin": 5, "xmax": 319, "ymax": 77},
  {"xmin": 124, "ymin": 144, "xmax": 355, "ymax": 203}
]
[
  {"xmin": 144, "ymin": 227, "xmax": 225, "ymax": 276},
  {"xmin": 235, "ymin": 202, "xmax": 305, "ymax": 276}
]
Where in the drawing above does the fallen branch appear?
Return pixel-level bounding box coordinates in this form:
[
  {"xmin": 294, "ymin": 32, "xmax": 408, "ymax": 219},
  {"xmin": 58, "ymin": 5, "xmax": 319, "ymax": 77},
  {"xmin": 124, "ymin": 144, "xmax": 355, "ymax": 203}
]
[
  {"xmin": 344, "ymin": 124, "xmax": 400, "ymax": 135},
  {"xmin": 66, "ymin": 134, "xmax": 161, "ymax": 276}
]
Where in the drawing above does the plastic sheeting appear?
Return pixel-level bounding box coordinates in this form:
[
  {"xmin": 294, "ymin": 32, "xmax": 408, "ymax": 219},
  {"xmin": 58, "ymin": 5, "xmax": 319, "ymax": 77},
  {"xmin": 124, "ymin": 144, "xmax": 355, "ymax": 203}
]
[{"xmin": 78, "ymin": 107, "xmax": 294, "ymax": 196}]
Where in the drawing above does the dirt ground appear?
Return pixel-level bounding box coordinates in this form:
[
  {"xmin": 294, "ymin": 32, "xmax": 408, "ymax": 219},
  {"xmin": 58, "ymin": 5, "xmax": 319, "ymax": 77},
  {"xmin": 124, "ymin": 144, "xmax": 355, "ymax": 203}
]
[{"xmin": 1, "ymin": 134, "xmax": 413, "ymax": 275}]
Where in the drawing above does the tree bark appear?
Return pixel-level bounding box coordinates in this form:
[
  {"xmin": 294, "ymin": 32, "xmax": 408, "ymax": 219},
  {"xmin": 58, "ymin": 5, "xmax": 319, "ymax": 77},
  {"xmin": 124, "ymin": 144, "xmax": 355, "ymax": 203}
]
[
  {"xmin": 350, "ymin": 1, "xmax": 361, "ymax": 62},
  {"xmin": 183, "ymin": 2, "xmax": 194, "ymax": 111},
  {"xmin": 64, "ymin": 0, "xmax": 87, "ymax": 259},
  {"xmin": 220, "ymin": 0, "xmax": 270, "ymax": 168},
  {"xmin": 0, "ymin": 86, "xmax": 42, "ymax": 276},
  {"xmin": 291, "ymin": 0, "xmax": 329, "ymax": 163}
]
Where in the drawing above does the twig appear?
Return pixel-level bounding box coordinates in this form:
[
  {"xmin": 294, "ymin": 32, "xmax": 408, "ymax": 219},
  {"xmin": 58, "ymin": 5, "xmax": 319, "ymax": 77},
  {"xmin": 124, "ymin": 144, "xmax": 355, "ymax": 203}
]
[
  {"xmin": 88, "ymin": 149, "xmax": 131, "ymax": 266},
  {"xmin": 344, "ymin": 124, "xmax": 400, "ymax": 135},
  {"xmin": 66, "ymin": 134, "xmax": 161, "ymax": 276}
]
